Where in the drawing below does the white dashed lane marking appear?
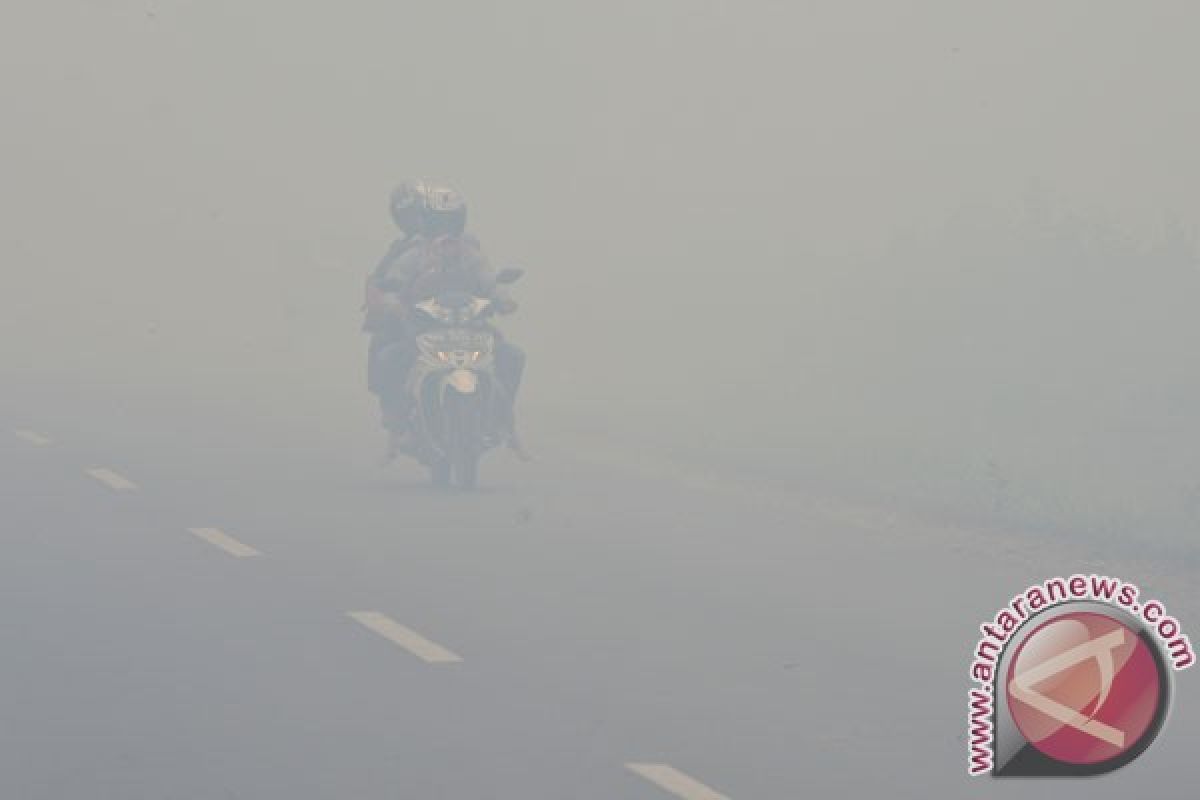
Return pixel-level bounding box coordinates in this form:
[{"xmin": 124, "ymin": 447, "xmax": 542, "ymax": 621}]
[
  {"xmin": 187, "ymin": 527, "xmax": 261, "ymax": 558},
  {"xmin": 625, "ymin": 764, "xmax": 730, "ymax": 800},
  {"xmin": 346, "ymin": 611, "xmax": 462, "ymax": 664},
  {"xmin": 13, "ymin": 429, "xmax": 51, "ymax": 446},
  {"xmin": 85, "ymin": 467, "xmax": 138, "ymax": 491}
]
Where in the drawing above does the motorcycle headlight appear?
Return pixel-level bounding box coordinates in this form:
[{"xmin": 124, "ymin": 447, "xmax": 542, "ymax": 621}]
[
  {"xmin": 418, "ymin": 332, "xmax": 495, "ymax": 364},
  {"xmin": 444, "ymin": 349, "xmax": 484, "ymax": 367}
]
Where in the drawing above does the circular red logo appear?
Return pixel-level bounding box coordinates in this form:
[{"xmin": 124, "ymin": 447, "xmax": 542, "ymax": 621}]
[{"xmin": 1006, "ymin": 611, "xmax": 1163, "ymax": 765}]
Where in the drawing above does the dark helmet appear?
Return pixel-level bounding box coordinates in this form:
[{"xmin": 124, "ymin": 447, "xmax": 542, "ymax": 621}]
[
  {"xmin": 389, "ymin": 181, "xmax": 429, "ymax": 233},
  {"xmin": 421, "ymin": 185, "xmax": 468, "ymax": 237}
]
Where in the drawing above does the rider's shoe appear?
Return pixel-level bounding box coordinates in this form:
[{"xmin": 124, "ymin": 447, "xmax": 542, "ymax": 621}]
[
  {"xmin": 383, "ymin": 428, "xmax": 414, "ymax": 463},
  {"xmin": 507, "ymin": 429, "xmax": 532, "ymax": 462}
]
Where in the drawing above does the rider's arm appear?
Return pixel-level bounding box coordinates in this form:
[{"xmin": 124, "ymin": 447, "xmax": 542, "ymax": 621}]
[
  {"xmin": 471, "ymin": 252, "xmax": 518, "ymax": 315},
  {"xmin": 369, "ymin": 235, "xmax": 414, "ymax": 284},
  {"xmin": 364, "ymin": 237, "xmax": 418, "ymax": 327}
]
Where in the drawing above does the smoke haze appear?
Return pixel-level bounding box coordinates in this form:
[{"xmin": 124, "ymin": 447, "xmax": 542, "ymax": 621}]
[{"xmin": 4, "ymin": 0, "xmax": 1198, "ymax": 544}]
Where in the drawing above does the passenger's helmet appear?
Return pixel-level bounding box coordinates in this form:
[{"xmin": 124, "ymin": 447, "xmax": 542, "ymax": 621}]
[
  {"xmin": 421, "ymin": 185, "xmax": 468, "ymax": 237},
  {"xmin": 389, "ymin": 181, "xmax": 428, "ymax": 233}
]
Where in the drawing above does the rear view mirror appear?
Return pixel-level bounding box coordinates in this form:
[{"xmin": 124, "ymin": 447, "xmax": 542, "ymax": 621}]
[{"xmin": 495, "ymin": 267, "xmax": 524, "ymax": 285}]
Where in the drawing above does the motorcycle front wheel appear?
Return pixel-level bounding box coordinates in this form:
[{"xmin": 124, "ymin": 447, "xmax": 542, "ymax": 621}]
[
  {"xmin": 429, "ymin": 459, "xmax": 451, "ymax": 487},
  {"xmin": 446, "ymin": 390, "xmax": 482, "ymax": 490}
]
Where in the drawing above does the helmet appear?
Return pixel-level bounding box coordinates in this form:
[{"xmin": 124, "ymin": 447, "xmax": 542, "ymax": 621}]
[
  {"xmin": 421, "ymin": 185, "xmax": 468, "ymax": 237},
  {"xmin": 389, "ymin": 181, "xmax": 429, "ymax": 233}
]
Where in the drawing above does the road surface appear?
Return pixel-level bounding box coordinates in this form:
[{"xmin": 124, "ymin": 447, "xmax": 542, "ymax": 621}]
[{"xmin": 1, "ymin": 374, "xmax": 1196, "ymax": 799}]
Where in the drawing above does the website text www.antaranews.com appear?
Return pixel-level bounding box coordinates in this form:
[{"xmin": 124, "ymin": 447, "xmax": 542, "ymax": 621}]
[{"xmin": 966, "ymin": 574, "xmax": 1194, "ymax": 775}]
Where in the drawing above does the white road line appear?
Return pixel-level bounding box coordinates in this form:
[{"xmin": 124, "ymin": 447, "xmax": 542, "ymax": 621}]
[
  {"xmin": 626, "ymin": 764, "xmax": 730, "ymax": 800},
  {"xmin": 346, "ymin": 611, "xmax": 462, "ymax": 663},
  {"xmin": 13, "ymin": 429, "xmax": 51, "ymax": 446},
  {"xmin": 187, "ymin": 527, "xmax": 261, "ymax": 558},
  {"xmin": 85, "ymin": 467, "xmax": 138, "ymax": 491}
]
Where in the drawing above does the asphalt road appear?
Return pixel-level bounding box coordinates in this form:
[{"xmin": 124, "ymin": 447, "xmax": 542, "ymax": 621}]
[{"xmin": 1, "ymin": 376, "xmax": 1196, "ymax": 799}]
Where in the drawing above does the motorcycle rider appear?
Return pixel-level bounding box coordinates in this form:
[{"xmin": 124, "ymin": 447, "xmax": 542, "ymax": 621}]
[
  {"xmin": 367, "ymin": 186, "xmax": 525, "ymax": 458},
  {"xmin": 364, "ymin": 181, "xmax": 489, "ymax": 394}
]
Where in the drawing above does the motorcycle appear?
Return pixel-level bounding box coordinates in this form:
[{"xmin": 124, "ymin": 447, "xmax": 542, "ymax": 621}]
[{"xmin": 398, "ymin": 268, "xmax": 523, "ymax": 489}]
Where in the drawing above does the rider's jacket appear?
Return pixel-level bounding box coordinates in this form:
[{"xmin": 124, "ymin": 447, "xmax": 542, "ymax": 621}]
[
  {"xmin": 363, "ymin": 233, "xmax": 421, "ymax": 333},
  {"xmin": 365, "ymin": 233, "xmax": 514, "ymax": 337}
]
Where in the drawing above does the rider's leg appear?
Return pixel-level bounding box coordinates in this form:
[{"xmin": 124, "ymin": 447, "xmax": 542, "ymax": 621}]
[
  {"xmin": 376, "ymin": 339, "xmax": 417, "ymax": 432},
  {"xmin": 493, "ymin": 340, "xmax": 529, "ymax": 458},
  {"xmin": 366, "ymin": 334, "xmax": 385, "ymax": 396},
  {"xmin": 494, "ymin": 340, "xmax": 525, "ymax": 402}
]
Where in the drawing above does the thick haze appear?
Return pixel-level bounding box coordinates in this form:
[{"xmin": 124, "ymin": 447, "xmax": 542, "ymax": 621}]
[{"xmin": 2, "ymin": 0, "xmax": 1199, "ymax": 545}]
